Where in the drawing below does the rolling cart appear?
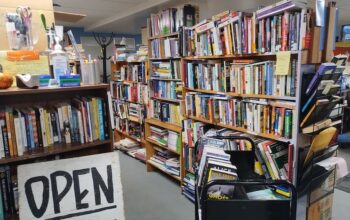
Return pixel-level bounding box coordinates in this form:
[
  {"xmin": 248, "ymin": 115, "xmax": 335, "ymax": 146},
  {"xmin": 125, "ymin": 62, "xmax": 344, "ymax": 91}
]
[{"xmin": 194, "ymin": 135, "xmax": 297, "ymax": 220}]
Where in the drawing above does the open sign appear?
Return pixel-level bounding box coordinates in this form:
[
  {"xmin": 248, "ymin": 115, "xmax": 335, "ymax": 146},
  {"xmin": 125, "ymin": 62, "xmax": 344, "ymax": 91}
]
[{"xmin": 18, "ymin": 152, "xmax": 125, "ymax": 220}]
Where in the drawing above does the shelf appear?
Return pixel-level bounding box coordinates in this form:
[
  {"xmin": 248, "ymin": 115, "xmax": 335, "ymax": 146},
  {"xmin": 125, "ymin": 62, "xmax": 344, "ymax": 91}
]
[
  {"xmin": 148, "ymin": 32, "xmax": 179, "ymax": 40},
  {"xmin": 151, "ymin": 97, "xmax": 182, "ymax": 103},
  {"xmin": 146, "ymin": 138, "xmax": 180, "ymax": 155},
  {"xmin": 147, "ymin": 160, "xmax": 181, "ymax": 182},
  {"xmin": 183, "ymin": 51, "xmax": 300, "ymax": 60},
  {"xmin": 116, "ymin": 130, "xmax": 145, "ymax": 144},
  {"xmin": 150, "ymin": 78, "xmax": 182, "ymax": 82},
  {"xmin": 184, "ymin": 87, "xmax": 297, "ymax": 101},
  {"xmin": 0, "ymin": 140, "xmax": 111, "ymax": 165},
  {"xmin": 187, "ymin": 115, "xmax": 292, "ymax": 143},
  {"xmin": 0, "ymin": 84, "xmax": 109, "ymax": 96},
  {"xmin": 146, "ymin": 118, "xmax": 182, "ymax": 132},
  {"xmin": 128, "ymin": 115, "xmax": 141, "ymax": 123},
  {"xmin": 149, "ymin": 57, "xmax": 181, "ymax": 61}
]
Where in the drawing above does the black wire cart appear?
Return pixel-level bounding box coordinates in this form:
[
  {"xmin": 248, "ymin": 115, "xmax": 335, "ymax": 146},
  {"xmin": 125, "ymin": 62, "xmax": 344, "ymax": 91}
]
[{"xmin": 194, "ymin": 135, "xmax": 297, "ymax": 220}]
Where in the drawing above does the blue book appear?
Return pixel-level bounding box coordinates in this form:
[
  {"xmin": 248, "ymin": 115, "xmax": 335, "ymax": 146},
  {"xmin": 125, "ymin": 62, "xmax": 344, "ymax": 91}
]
[
  {"xmin": 305, "ymin": 63, "xmax": 337, "ymax": 95},
  {"xmin": 97, "ymin": 98, "xmax": 105, "ymax": 141},
  {"xmin": 28, "ymin": 115, "xmax": 35, "ymax": 149}
]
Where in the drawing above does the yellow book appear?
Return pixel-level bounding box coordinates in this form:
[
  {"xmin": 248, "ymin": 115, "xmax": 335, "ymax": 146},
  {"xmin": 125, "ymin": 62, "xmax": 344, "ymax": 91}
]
[
  {"xmin": 195, "ymin": 95, "xmax": 200, "ymax": 118},
  {"xmin": 227, "ymin": 24, "xmax": 233, "ymax": 55},
  {"xmin": 304, "ymin": 127, "xmax": 337, "ymax": 166},
  {"xmin": 92, "ymin": 98, "xmax": 100, "ymax": 141},
  {"xmin": 43, "ymin": 109, "xmax": 52, "ymax": 145}
]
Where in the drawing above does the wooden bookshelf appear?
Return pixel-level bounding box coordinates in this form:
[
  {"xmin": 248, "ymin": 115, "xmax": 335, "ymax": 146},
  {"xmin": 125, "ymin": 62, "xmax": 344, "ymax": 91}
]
[
  {"xmin": 0, "ymin": 140, "xmax": 111, "ymax": 165},
  {"xmin": 0, "ymin": 84, "xmax": 109, "ymax": 96},
  {"xmin": 110, "ymin": 59, "xmax": 148, "ymax": 149},
  {"xmin": 149, "ymin": 57, "xmax": 181, "ymax": 61},
  {"xmin": 184, "ymin": 87, "xmax": 297, "ymax": 101},
  {"xmin": 182, "ymin": 51, "xmax": 300, "ymax": 60},
  {"xmin": 146, "ymin": 138, "xmax": 180, "ymax": 155},
  {"xmin": 150, "ymin": 97, "xmax": 182, "ymax": 104},
  {"xmin": 145, "ymin": 118, "xmax": 182, "ymax": 132}
]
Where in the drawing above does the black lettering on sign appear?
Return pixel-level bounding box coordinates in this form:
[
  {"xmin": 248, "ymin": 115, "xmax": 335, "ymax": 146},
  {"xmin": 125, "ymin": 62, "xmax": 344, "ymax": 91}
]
[
  {"xmin": 50, "ymin": 171, "xmax": 73, "ymax": 214},
  {"xmin": 91, "ymin": 165, "xmax": 114, "ymax": 205},
  {"xmin": 24, "ymin": 176, "xmax": 50, "ymax": 218},
  {"xmin": 73, "ymin": 168, "xmax": 90, "ymax": 210}
]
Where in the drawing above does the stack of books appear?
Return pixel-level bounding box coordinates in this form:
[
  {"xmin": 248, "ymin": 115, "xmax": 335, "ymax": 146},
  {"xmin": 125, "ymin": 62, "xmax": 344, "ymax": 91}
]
[
  {"xmin": 151, "ymin": 61, "xmax": 181, "ymax": 79},
  {"xmin": 180, "ymin": 2, "xmax": 309, "ymax": 56},
  {"xmin": 148, "ymin": 126, "xmax": 168, "ymax": 146},
  {"xmin": 197, "ymin": 139, "xmax": 238, "ymax": 200},
  {"xmin": 0, "ymin": 97, "xmax": 109, "ymax": 157},
  {"xmin": 149, "ymin": 147, "xmax": 180, "ymax": 177},
  {"xmin": 114, "ymin": 138, "xmax": 146, "ymax": 162},
  {"xmin": 150, "ymin": 80, "xmax": 182, "ymax": 100},
  {"xmin": 149, "ymin": 5, "xmax": 196, "ymax": 37},
  {"xmin": 149, "ymin": 100, "xmax": 183, "ymax": 125},
  {"xmin": 0, "ymin": 166, "xmax": 18, "ymax": 216},
  {"xmin": 182, "ymin": 173, "xmax": 195, "ymax": 202}
]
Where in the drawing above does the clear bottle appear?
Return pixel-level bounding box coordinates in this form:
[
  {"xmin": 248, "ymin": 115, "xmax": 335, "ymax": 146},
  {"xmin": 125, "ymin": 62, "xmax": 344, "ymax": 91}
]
[{"xmin": 49, "ymin": 36, "xmax": 69, "ymax": 81}]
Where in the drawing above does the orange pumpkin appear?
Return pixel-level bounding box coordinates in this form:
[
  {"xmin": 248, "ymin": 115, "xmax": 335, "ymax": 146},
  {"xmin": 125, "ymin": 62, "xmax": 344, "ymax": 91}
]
[{"xmin": 0, "ymin": 72, "xmax": 13, "ymax": 89}]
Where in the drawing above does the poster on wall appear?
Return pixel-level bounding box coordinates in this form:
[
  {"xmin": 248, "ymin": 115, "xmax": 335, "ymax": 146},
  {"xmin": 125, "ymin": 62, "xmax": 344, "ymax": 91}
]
[{"xmin": 17, "ymin": 152, "xmax": 125, "ymax": 220}]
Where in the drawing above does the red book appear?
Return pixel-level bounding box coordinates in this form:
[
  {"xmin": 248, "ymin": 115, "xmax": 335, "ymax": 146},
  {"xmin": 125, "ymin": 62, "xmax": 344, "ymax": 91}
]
[
  {"xmin": 282, "ymin": 12, "xmax": 289, "ymax": 51},
  {"xmin": 261, "ymin": 18, "xmax": 265, "ymax": 53}
]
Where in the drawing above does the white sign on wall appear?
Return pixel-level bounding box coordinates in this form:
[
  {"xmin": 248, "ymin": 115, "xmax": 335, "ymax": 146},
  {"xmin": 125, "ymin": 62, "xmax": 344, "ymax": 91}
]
[{"xmin": 18, "ymin": 152, "xmax": 125, "ymax": 220}]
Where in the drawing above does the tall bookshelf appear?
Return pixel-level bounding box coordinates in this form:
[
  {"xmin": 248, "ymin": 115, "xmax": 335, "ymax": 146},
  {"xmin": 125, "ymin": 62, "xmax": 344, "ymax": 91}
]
[
  {"xmin": 178, "ymin": 5, "xmax": 319, "ymax": 189},
  {"xmin": 110, "ymin": 60, "xmax": 149, "ymax": 147},
  {"xmin": 0, "ymin": 84, "xmax": 113, "ymax": 218},
  {"xmin": 144, "ymin": 4, "xmax": 198, "ymax": 184}
]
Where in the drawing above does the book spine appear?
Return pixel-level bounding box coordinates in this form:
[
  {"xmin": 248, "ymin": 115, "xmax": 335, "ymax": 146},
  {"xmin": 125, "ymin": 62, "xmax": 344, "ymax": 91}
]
[{"xmin": 14, "ymin": 118, "xmax": 23, "ymax": 156}]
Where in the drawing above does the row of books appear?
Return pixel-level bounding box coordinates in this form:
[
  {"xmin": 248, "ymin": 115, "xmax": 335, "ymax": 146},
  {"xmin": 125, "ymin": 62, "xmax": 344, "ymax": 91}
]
[
  {"xmin": 150, "ymin": 80, "xmax": 182, "ymax": 100},
  {"xmin": 180, "ymin": 4, "xmax": 310, "ymax": 56},
  {"xmin": 148, "ymin": 100, "xmax": 184, "ymax": 125},
  {"xmin": 114, "ymin": 118, "xmax": 144, "ymax": 140},
  {"xmin": 185, "ymin": 93, "xmax": 294, "ymax": 139},
  {"xmin": 149, "ymin": 5, "xmax": 196, "ymax": 37},
  {"xmin": 117, "ymin": 63, "xmax": 147, "ymax": 83},
  {"xmin": 184, "ymin": 59, "xmax": 297, "ymax": 97},
  {"xmin": 151, "ymin": 61, "xmax": 181, "ymax": 80},
  {"xmin": 148, "ymin": 147, "xmax": 180, "ymax": 176},
  {"xmin": 0, "ymin": 166, "xmax": 17, "ymax": 217},
  {"xmin": 110, "ymin": 81, "xmax": 148, "ymax": 105},
  {"xmin": 114, "ymin": 138, "xmax": 146, "ymax": 162},
  {"xmin": 0, "ymin": 97, "xmax": 109, "ymax": 158},
  {"xmin": 112, "ymin": 101, "xmax": 145, "ymax": 121},
  {"xmin": 150, "ymin": 38, "xmax": 179, "ymax": 58}
]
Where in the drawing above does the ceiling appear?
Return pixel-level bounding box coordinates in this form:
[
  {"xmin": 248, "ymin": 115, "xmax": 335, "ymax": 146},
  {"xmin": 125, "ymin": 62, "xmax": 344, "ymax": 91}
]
[{"xmin": 53, "ymin": 0, "xmax": 350, "ymax": 34}]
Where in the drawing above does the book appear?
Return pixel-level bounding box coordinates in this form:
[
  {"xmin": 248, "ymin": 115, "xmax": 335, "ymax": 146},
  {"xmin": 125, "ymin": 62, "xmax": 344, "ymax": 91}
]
[
  {"xmin": 305, "ymin": 63, "xmax": 337, "ymax": 95},
  {"xmin": 206, "ymin": 167, "xmax": 238, "ymax": 200}
]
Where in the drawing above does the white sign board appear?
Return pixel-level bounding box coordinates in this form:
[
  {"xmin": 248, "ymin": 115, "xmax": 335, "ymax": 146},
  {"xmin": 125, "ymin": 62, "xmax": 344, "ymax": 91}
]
[{"xmin": 18, "ymin": 152, "xmax": 125, "ymax": 220}]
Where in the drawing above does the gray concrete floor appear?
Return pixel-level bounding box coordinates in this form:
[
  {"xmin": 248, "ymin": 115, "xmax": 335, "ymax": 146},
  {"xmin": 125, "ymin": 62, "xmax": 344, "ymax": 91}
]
[{"xmin": 119, "ymin": 151, "xmax": 194, "ymax": 220}]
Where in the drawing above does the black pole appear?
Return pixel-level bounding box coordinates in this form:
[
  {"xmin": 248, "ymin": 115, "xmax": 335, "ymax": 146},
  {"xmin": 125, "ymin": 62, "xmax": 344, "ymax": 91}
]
[{"xmin": 102, "ymin": 45, "xmax": 107, "ymax": 83}]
